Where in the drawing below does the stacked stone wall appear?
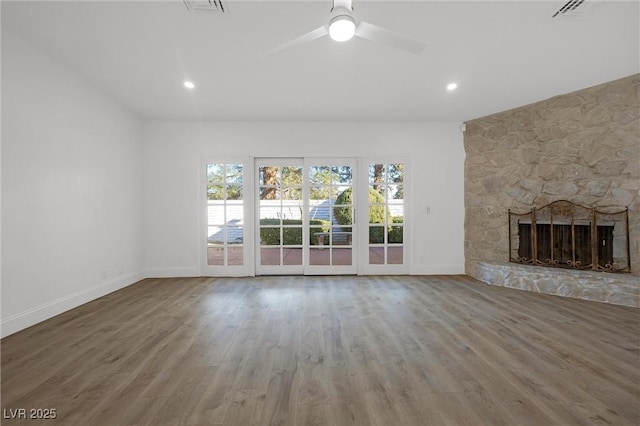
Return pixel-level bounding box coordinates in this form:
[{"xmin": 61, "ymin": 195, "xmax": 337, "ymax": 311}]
[{"xmin": 464, "ymin": 74, "xmax": 639, "ymax": 305}]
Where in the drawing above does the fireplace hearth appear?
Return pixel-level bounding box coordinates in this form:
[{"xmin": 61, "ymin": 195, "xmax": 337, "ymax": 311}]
[{"xmin": 509, "ymin": 200, "xmax": 630, "ymax": 273}]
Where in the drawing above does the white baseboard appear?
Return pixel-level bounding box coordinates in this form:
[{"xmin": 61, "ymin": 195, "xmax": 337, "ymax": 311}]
[
  {"xmin": 1, "ymin": 271, "xmax": 144, "ymax": 338},
  {"xmin": 144, "ymin": 267, "xmax": 200, "ymax": 278},
  {"xmin": 410, "ymin": 264, "xmax": 465, "ymax": 275}
]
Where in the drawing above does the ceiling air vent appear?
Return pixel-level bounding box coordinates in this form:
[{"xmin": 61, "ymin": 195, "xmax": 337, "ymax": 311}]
[
  {"xmin": 552, "ymin": 0, "xmax": 604, "ymax": 17},
  {"xmin": 184, "ymin": 0, "xmax": 225, "ymax": 13}
]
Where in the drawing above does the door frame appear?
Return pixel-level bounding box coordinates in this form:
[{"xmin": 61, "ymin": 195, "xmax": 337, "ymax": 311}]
[{"xmin": 200, "ymin": 156, "xmax": 410, "ymax": 276}]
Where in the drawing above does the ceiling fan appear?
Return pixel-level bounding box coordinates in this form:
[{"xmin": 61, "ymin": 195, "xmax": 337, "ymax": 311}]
[{"xmin": 263, "ymin": 0, "xmax": 426, "ymax": 58}]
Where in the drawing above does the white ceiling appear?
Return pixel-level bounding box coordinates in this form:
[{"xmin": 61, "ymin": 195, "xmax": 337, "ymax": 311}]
[{"xmin": 2, "ymin": 0, "xmax": 639, "ymax": 121}]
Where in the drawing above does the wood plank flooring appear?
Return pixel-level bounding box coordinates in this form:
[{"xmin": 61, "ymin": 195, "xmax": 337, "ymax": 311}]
[{"xmin": 1, "ymin": 275, "xmax": 639, "ymax": 426}]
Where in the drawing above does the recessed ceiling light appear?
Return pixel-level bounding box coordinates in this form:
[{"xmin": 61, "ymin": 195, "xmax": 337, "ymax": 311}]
[
  {"xmin": 184, "ymin": 81, "xmax": 195, "ymax": 89},
  {"xmin": 447, "ymin": 83, "xmax": 458, "ymax": 91}
]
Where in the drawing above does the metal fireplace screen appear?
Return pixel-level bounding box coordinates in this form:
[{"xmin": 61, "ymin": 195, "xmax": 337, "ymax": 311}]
[{"xmin": 509, "ymin": 200, "xmax": 630, "ymax": 273}]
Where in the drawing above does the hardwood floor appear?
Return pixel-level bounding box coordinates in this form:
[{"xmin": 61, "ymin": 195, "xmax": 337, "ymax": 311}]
[{"xmin": 1, "ymin": 275, "xmax": 639, "ymax": 426}]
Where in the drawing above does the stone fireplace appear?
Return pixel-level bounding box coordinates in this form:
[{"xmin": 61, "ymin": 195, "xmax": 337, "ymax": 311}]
[{"xmin": 464, "ymin": 74, "xmax": 639, "ymax": 307}]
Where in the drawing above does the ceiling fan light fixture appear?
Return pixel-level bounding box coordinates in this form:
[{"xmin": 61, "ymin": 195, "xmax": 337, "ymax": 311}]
[{"xmin": 329, "ymin": 15, "xmax": 356, "ymax": 42}]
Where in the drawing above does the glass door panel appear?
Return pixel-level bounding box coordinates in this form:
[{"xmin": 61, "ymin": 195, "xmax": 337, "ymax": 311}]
[
  {"xmin": 387, "ymin": 179, "xmax": 404, "ymax": 265},
  {"xmin": 363, "ymin": 161, "xmax": 407, "ymax": 273},
  {"xmin": 203, "ymin": 160, "xmax": 253, "ymax": 276},
  {"xmin": 256, "ymin": 160, "xmax": 304, "ymax": 274},
  {"xmin": 305, "ymin": 160, "xmax": 356, "ymax": 274}
]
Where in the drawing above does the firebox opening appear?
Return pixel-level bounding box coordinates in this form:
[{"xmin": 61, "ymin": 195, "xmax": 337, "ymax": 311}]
[
  {"xmin": 517, "ymin": 223, "xmax": 613, "ymax": 269},
  {"xmin": 509, "ymin": 200, "xmax": 630, "ymax": 273}
]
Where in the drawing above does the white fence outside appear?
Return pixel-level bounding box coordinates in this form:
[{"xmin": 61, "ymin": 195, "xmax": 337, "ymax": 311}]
[{"xmin": 207, "ymin": 199, "xmax": 403, "ymax": 243}]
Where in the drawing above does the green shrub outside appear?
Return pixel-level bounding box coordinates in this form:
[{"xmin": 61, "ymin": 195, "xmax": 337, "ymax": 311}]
[
  {"xmin": 388, "ymin": 216, "xmax": 403, "ymax": 243},
  {"xmin": 259, "ymin": 191, "xmax": 403, "ymax": 246},
  {"xmin": 335, "ymin": 187, "xmax": 391, "ymax": 242},
  {"xmin": 260, "ymin": 219, "xmax": 330, "ymax": 245},
  {"xmin": 334, "ymin": 187, "xmax": 388, "ymax": 225}
]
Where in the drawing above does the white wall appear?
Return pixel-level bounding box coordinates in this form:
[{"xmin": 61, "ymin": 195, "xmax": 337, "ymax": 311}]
[
  {"xmin": 1, "ymin": 29, "xmax": 465, "ymax": 337},
  {"xmin": 1, "ymin": 29, "xmax": 145, "ymax": 337},
  {"xmin": 143, "ymin": 121, "xmax": 465, "ymax": 276}
]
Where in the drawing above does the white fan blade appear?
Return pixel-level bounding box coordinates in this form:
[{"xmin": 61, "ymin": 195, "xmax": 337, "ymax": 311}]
[
  {"xmin": 261, "ymin": 26, "xmax": 329, "ymax": 58},
  {"xmin": 355, "ymin": 21, "xmax": 426, "ymax": 54}
]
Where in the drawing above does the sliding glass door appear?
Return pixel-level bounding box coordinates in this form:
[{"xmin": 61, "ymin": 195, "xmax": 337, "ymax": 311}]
[
  {"xmin": 256, "ymin": 159, "xmax": 305, "ymax": 275},
  {"xmin": 305, "ymin": 158, "xmax": 357, "ymax": 275}
]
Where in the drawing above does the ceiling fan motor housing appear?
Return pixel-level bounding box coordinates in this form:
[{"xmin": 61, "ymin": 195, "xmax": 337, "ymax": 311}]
[{"xmin": 328, "ymin": 7, "xmax": 357, "ymax": 41}]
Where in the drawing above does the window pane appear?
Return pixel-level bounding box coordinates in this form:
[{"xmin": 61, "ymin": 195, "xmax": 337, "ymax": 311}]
[
  {"xmin": 260, "ymin": 248, "xmax": 281, "ymax": 265},
  {"xmin": 282, "ymin": 227, "xmax": 303, "ymax": 246},
  {"xmin": 333, "ymin": 204, "xmax": 353, "ymax": 226},
  {"xmin": 260, "ymin": 228, "xmax": 280, "ymax": 245},
  {"xmin": 225, "ymin": 204, "xmax": 244, "ymax": 226},
  {"xmin": 225, "ymin": 164, "xmax": 243, "ymax": 184},
  {"xmin": 228, "ymin": 246, "xmax": 243, "ymax": 266},
  {"xmin": 309, "ymin": 166, "xmax": 330, "ymax": 185},
  {"xmin": 369, "ymin": 205, "xmax": 387, "ymax": 225},
  {"xmin": 369, "ymin": 164, "xmax": 385, "ymax": 185},
  {"xmin": 310, "ymin": 247, "xmax": 330, "ymax": 265},
  {"xmin": 207, "ymin": 246, "xmax": 224, "ymax": 266},
  {"xmin": 309, "ymin": 204, "xmax": 331, "ymax": 223},
  {"xmin": 208, "ymin": 184, "xmax": 224, "ymax": 200},
  {"xmin": 282, "ymin": 166, "xmax": 302, "ymax": 186},
  {"xmin": 283, "ymin": 248, "xmax": 302, "ymax": 265},
  {"xmin": 369, "ymin": 226, "xmax": 385, "ymax": 244},
  {"xmin": 281, "ymin": 204, "xmax": 302, "ymax": 220},
  {"xmin": 208, "ymin": 226, "xmax": 224, "ymax": 244},
  {"xmin": 369, "ymin": 247, "xmax": 384, "ymax": 264},
  {"xmin": 388, "ymin": 225, "xmax": 403, "ymax": 244},
  {"xmin": 333, "ymin": 248, "xmax": 352, "ymax": 265},
  {"xmin": 388, "ymin": 163, "xmax": 404, "ymax": 183},
  {"xmin": 326, "ymin": 186, "xmax": 339, "ymax": 201},
  {"xmin": 310, "ymin": 226, "xmax": 328, "ymax": 246},
  {"xmin": 207, "ymin": 164, "xmax": 225, "ymax": 184},
  {"xmin": 226, "ymin": 184, "xmax": 243, "ymax": 200},
  {"xmin": 335, "ymin": 186, "xmax": 351, "ymax": 205},
  {"xmin": 332, "ymin": 166, "xmax": 352, "ymax": 184},
  {"xmin": 259, "ymin": 166, "xmax": 280, "ymax": 186},
  {"xmin": 389, "ymin": 203, "xmax": 403, "ymax": 223},
  {"xmin": 387, "ymin": 184, "xmax": 403, "ymax": 200},
  {"xmin": 282, "ymin": 186, "xmax": 303, "ymax": 200},
  {"xmin": 388, "ymin": 247, "xmax": 403, "ymax": 264},
  {"xmin": 260, "ymin": 206, "xmax": 281, "ymax": 221},
  {"xmin": 259, "ymin": 186, "xmax": 280, "ymax": 200},
  {"xmin": 227, "ymin": 227, "xmax": 243, "ymax": 244},
  {"xmin": 208, "ymin": 203, "xmax": 224, "ymax": 225},
  {"xmin": 331, "ymin": 227, "xmax": 352, "ymax": 246},
  {"xmin": 309, "ymin": 186, "xmax": 327, "ymax": 200}
]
